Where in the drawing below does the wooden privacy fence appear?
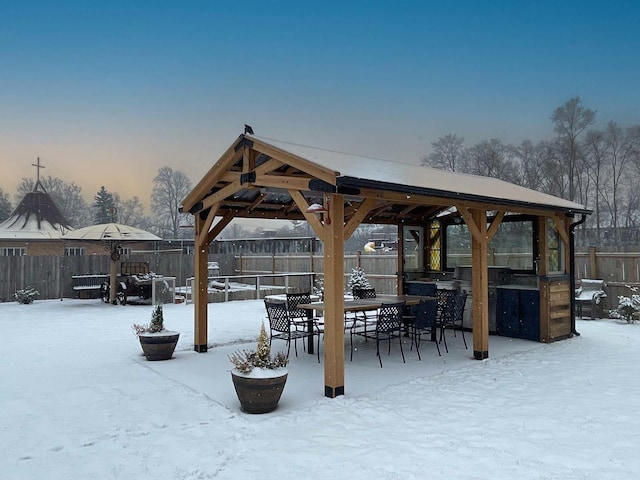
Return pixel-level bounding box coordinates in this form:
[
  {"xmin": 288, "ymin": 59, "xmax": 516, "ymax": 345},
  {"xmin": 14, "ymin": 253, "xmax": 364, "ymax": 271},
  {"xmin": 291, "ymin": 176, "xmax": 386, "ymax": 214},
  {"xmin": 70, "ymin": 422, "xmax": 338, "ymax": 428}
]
[
  {"xmin": 3, "ymin": 246, "xmax": 636, "ymax": 314},
  {"xmin": 0, "ymin": 253, "xmax": 232, "ymax": 303}
]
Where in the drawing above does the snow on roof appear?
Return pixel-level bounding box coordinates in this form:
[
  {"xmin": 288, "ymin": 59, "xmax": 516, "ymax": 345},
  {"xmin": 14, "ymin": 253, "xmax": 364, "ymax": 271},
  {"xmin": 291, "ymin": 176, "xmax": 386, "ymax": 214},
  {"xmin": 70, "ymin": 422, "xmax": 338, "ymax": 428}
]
[
  {"xmin": 0, "ymin": 191, "xmax": 72, "ymax": 239},
  {"xmin": 249, "ymin": 135, "xmax": 590, "ymax": 214}
]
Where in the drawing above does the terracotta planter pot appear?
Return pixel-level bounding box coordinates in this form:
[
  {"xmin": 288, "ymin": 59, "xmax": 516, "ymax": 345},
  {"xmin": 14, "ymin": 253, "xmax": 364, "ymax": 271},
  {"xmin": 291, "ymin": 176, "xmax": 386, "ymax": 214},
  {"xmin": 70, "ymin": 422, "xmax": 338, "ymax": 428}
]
[
  {"xmin": 231, "ymin": 369, "xmax": 288, "ymax": 414},
  {"xmin": 138, "ymin": 331, "xmax": 180, "ymax": 361}
]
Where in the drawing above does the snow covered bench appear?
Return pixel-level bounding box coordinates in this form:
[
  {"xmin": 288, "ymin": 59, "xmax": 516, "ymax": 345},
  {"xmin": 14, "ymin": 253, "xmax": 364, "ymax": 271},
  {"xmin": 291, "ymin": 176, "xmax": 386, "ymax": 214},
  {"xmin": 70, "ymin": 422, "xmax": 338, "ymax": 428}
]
[
  {"xmin": 72, "ymin": 274, "xmax": 109, "ymax": 299},
  {"xmin": 575, "ymin": 279, "xmax": 607, "ymax": 319}
]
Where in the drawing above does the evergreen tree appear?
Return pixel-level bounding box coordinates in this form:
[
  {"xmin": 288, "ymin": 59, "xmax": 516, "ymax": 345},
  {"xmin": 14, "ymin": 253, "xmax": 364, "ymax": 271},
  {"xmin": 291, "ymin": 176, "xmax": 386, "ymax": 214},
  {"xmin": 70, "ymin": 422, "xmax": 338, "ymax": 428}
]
[
  {"xmin": 347, "ymin": 267, "xmax": 372, "ymax": 293},
  {"xmin": 0, "ymin": 187, "xmax": 12, "ymax": 222},
  {"xmin": 93, "ymin": 186, "xmax": 117, "ymax": 224}
]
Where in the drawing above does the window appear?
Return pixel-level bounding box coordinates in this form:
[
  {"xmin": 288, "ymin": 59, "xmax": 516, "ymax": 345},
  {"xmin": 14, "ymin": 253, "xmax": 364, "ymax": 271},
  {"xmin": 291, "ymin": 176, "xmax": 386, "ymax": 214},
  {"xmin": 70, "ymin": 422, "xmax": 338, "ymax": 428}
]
[
  {"xmin": 547, "ymin": 219, "xmax": 564, "ymax": 273},
  {"xmin": 444, "ymin": 216, "xmax": 535, "ymax": 272},
  {"xmin": 403, "ymin": 226, "xmax": 424, "ymax": 271},
  {"xmin": 1, "ymin": 247, "xmax": 26, "ymax": 256},
  {"xmin": 64, "ymin": 247, "xmax": 86, "ymax": 256}
]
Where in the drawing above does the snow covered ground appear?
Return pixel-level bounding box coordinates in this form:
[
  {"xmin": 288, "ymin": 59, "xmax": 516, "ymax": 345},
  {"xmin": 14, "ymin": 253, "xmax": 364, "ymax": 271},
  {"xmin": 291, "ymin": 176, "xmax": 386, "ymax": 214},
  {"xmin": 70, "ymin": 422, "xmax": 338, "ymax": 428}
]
[{"xmin": 1, "ymin": 298, "xmax": 639, "ymax": 479}]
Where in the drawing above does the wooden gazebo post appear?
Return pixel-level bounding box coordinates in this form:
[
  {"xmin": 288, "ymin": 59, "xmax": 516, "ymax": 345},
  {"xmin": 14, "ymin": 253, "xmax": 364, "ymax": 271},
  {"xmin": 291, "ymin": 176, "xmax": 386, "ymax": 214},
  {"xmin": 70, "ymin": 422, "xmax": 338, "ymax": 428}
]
[{"xmin": 322, "ymin": 193, "xmax": 345, "ymax": 397}]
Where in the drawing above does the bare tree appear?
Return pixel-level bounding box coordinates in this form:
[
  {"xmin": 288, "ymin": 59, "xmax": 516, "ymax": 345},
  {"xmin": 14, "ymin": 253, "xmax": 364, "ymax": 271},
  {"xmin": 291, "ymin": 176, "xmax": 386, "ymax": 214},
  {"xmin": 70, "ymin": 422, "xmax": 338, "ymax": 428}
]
[
  {"xmin": 599, "ymin": 123, "xmax": 640, "ymax": 244},
  {"xmin": 113, "ymin": 194, "xmax": 152, "ymax": 230},
  {"xmin": 464, "ymin": 138, "xmax": 518, "ymax": 182},
  {"xmin": 151, "ymin": 166, "xmax": 193, "ymax": 238},
  {"xmin": 421, "ymin": 134, "xmax": 465, "ymax": 171},
  {"xmin": 551, "ymin": 97, "xmax": 596, "ymax": 201}
]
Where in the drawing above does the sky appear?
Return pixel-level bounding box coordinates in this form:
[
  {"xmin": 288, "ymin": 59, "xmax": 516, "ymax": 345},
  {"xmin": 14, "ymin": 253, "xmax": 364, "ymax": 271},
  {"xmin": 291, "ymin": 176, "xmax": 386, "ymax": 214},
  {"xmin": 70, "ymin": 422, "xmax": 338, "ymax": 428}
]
[
  {"xmin": 2, "ymin": 297, "xmax": 639, "ymax": 479},
  {"xmin": 2, "ymin": 0, "xmax": 640, "ymax": 208}
]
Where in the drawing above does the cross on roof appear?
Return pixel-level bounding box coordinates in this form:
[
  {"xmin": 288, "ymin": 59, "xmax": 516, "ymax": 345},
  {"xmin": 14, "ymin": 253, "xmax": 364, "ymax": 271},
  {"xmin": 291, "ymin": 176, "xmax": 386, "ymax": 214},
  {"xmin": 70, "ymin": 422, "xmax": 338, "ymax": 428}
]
[{"xmin": 32, "ymin": 157, "xmax": 46, "ymax": 192}]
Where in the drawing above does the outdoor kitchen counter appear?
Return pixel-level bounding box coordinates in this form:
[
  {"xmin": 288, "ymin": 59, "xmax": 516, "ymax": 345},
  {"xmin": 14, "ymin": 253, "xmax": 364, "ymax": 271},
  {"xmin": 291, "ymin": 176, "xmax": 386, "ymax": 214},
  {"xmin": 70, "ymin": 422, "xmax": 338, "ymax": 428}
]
[{"xmin": 495, "ymin": 285, "xmax": 541, "ymax": 341}]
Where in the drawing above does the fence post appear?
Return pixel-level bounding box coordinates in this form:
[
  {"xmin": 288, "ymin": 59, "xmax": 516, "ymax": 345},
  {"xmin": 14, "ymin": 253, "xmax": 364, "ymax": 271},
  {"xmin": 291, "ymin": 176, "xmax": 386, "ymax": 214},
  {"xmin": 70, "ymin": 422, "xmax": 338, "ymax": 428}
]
[
  {"xmin": 589, "ymin": 246, "xmax": 597, "ymax": 278},
  {"xmin": 256, "ymin": 276, "xmax": 261, "ymax": 300},
  {"xmin": 225, "ymin": 278, "xmax": 229, "ymax": 302}
]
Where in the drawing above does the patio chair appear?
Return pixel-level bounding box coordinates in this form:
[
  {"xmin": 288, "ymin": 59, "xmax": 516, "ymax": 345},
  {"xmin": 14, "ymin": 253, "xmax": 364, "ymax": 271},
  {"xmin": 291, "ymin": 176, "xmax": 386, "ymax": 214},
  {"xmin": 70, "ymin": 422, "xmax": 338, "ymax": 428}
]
[
  {"xmin": 286, "ymin": 292, "xmax": 324, "ymax": 362},
  {"xmin": 352, "ymin": 287, "xmax": 377, "ymax": 299},
  {"xmin": 439, "ymin": 293, "xmax": 468, "ymax": 353},
  {"xmin": 264, "ymin": 300, "xmax": 319, "ymax": 361},
  {"xmin": 405, "ymin": 298, "xmax": 441, "ymax": 360},
  {"xmin": 350, "ymin": 287, "xmax": 378, "ymax": 337},
  {"xmin": 350, "ymin": 301, "xmax": 406, "ymax": 368}
]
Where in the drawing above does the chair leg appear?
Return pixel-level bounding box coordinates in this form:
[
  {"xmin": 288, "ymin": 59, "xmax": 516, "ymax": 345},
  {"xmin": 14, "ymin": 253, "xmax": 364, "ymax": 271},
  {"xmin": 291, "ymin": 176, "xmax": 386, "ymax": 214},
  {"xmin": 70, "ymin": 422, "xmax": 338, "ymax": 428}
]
[
  {"xmin": 441, "ymin": 327, "xmax": 449, "ymax": 353},
  {"xmin": 398, "ymin": 332, "xmax": 405, "ymax": 363},
  {"xmin": 460, "ymin": 328, "xmax": 468, "ymax": 349},
  {"xmin": 434, "ymin": 330, "xmax": 442, "ymax": 356},
  {"xmin": 376, "ymin": 334, "xmax": 383, "ymax": 368},
  {"xmin": 350, "ymin": 328, "xmax": 354, "ymax": 362},
  {"xmin": 414, "ymin": 331, "xmax": 422, "ymax": 361}
]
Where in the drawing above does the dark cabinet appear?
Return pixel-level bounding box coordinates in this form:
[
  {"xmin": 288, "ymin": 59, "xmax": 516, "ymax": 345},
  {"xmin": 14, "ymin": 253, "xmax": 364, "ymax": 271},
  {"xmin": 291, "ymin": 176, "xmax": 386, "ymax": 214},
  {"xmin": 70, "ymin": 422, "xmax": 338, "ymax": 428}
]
[
  {"xmin": 404, "ymin": 281, "xmax": 437, "ymax": 297},
  {"xmin": 496, "ymin": 287, "xmax": 540, "ymax": 341}
]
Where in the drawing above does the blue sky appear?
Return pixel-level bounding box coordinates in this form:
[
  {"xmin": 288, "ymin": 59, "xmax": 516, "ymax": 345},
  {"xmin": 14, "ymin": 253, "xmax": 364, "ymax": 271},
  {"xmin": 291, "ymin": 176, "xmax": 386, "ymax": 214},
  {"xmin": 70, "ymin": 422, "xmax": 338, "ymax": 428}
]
[{"xmin": 1, "ymin": 0, "xmax": 639, "ymax": 204}]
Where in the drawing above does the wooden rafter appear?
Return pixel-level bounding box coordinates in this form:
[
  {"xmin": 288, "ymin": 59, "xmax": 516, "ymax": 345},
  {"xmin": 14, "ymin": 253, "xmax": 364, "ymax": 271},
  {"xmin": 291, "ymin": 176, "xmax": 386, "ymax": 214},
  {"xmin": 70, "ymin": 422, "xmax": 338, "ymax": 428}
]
[
  {"xmin": 254, "ymin": 158, "xmax": 283, "ymax": 175},
  {"xmin": 457, "ymin": 206, "xmax": 483, "ymax": 242},
  {"xmin": 182, "ymin": 144, "xmax": 243, "ymax": 212},
  {"xmin": 344, "ymin": 198, "xmax": 378, "ymax": 240},
  {"xmin": 206, "ymin": 211, "xmax": 235, "ymax": 245},
  {"xmin": 252, "ymin": 139, "xmax": 338, "ymax": 187},
  {"xmin": 486, "ymin": 211, "xmax": 505, "ymax": 243},
  {"xmin": 197, "ymin": 204, "xmax": 219, "ymax": 248},
  {"xmin": 552, "ymin": 215, "xmax": 570, "ymax": 247},
  {"xmin": 254, "ymin": 173, "xmax": 312, "ymax": 192},
  {"xmin": 288, "ymin": 190, "xmax": 325, "ymax": 241},
  {"xmin": 357, "ymin": 187, "xmax": 569, "ymax": 218},
  {"xmin": 200, "ymin": 180, "xmax": 242, "ymax": 211}
]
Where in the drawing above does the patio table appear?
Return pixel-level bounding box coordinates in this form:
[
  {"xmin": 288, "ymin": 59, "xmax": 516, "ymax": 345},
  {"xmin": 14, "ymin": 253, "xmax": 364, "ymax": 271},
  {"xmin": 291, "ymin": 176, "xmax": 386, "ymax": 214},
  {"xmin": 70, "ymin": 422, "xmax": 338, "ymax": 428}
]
[{"xmin": 298, "ymin": 295, "xmax": 437, "ymax": 355}]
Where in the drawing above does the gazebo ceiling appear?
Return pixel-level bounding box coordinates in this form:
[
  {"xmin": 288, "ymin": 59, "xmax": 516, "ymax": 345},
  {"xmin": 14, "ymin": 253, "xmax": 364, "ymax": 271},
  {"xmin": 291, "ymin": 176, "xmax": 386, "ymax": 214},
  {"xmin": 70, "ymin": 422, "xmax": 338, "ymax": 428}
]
[{"xmin": 181, "ymin": 134, "xmax": 591, "ymax": 227}]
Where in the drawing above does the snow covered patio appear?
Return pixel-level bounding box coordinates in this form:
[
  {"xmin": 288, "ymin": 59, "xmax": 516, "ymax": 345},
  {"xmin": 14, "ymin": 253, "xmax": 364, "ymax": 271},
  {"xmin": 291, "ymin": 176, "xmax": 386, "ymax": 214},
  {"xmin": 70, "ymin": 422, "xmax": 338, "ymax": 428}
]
[{"xmin": 2, "ymin": 298, "xmax": 639, "ymax": 479}]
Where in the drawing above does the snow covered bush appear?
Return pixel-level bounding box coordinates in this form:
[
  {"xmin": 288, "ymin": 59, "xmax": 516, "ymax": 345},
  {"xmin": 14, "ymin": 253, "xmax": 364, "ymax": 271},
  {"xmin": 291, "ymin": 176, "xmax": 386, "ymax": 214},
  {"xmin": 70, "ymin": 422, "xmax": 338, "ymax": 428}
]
[
  {"xmin": 347, "ymin": 267, "xmax": 372, "ymax": 294},
  {"xmin": 228, "ymin": 324, "xmax": 288, "ymax": 374},
  {"xmin": 609, "ymin": 285, "xmax": 640, "ymax": 324},
  {"xmin": 14, "ymin": 286, "xmax": 39, "ymax": 304}
]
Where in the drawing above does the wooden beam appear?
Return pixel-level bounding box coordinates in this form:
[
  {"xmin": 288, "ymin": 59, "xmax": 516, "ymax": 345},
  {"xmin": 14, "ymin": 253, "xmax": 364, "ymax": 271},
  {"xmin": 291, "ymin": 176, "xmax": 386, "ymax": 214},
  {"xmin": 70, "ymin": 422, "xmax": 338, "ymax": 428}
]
[
  {"xmin": 323, "ymin": 193, "xmax": 345, "ymax": 398},
  {"xmin": 553, "ymin": 215, "xmax": 570, "ymax": 247},
  {"xmin": 197, "ymin": 205, "xmax": 219, "ymax": 248},
  {"xmin": 242, "ymin": 144, "xmax": 255, "ymax": 173},
  {"xmin": 206, "ymin": 211, "xmax": 235, "ymax": 245},
  {"xmin": 252, "ymin": 139, "xmax": 338, "ymax": 187},
  {"xmin": 182, "ymin": 142, "xmax": 243, "ymax": 212},
  {"xmin": 254, "ymin": 173, "xmax": 312, "ymax": 192},
  {"xmin": 254, "ymin": 158, "xmax": 283, "ymax": 175},
  {"xmin": 344, "ymin": 198, "xmax": 377, "ymax": 240},
  {"xmin": 200, "ymin": 180, "xmax": 242, "ymax": 211},
  {"xmin": 537, "ymin": 216, "xmax": 549, "ymax": 276},
  {"xmin": 457, "ymin": 206, "xmax": 483, "ymax": 242},
  {"xmin": 288, "ymin": 190, "xmax": 325, "ymax": 241},
  {"xmin": 356, "ymin": 186, "xmax": 572, "ymax": 218},
  {"xmin": 471, "ymin": 208, "xmax": 489, "ymax": 360},
  {"xmin": 486, "ymin": 211, "xmax": 505, "ymax": 243}
]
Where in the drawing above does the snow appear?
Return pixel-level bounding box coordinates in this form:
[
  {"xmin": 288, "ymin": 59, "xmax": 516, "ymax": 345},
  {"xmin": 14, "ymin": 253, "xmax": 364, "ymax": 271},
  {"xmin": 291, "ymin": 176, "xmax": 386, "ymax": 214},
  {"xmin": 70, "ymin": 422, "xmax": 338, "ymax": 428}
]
[{"xmin": 1, "ymin": 298, "xmax": 639, "ymax": 479}]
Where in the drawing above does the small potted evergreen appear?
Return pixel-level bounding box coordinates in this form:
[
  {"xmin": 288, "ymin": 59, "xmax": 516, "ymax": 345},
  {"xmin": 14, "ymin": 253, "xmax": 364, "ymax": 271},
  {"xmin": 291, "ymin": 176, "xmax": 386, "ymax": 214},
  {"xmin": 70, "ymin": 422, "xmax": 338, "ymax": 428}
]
[
  {"xmin": 132, "ymin": 305, "xmax": 180, "ymax": 360},
  {"xmin": 229, "ymin": 324, "xmax": 289, "ymax": 414}
]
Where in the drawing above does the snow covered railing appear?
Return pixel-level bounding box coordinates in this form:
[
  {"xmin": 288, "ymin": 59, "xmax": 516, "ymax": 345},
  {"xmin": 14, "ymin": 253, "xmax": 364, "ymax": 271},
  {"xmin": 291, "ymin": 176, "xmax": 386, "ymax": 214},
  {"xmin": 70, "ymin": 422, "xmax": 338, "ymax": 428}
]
[{"xmin": 184, "ymin": 272, "xmax": 316, "ymax": 304}]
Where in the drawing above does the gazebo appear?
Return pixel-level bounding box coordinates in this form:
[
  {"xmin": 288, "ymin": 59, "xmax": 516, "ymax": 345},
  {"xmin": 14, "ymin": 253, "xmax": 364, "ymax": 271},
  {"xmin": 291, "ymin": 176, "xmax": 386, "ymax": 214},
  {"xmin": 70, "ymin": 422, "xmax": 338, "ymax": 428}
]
[{"xmin": 181, "ymin": 133, "xmax": 591, "ymax": 398}]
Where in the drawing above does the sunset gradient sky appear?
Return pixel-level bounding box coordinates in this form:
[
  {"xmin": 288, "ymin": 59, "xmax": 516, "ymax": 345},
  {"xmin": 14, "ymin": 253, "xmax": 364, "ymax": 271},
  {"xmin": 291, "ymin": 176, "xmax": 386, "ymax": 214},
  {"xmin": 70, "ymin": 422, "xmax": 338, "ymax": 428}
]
[{"xmin": 2, "ymin": 0, "xmax": 639, "ymax": 208}]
